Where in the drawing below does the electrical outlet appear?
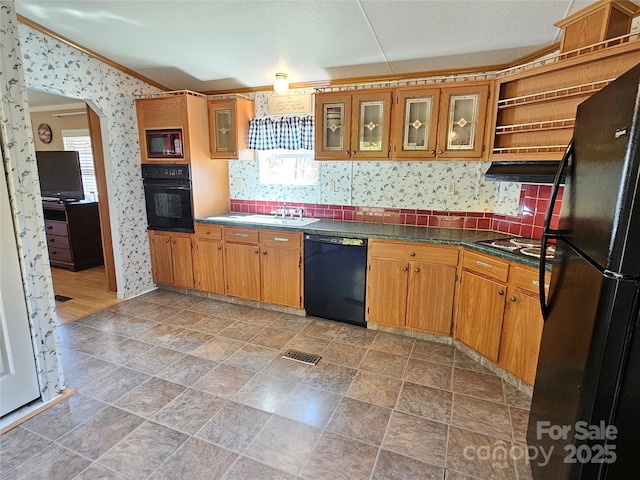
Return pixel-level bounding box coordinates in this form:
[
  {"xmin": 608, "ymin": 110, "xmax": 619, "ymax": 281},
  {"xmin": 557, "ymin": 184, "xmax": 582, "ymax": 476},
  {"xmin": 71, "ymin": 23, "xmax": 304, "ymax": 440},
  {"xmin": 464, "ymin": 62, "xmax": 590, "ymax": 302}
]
[
  {"xmin": 329, "ymin": 180, "xmax": 336, "ymax": 192},
  {"xmin": 446, "ymin": 182, "xmax": 455, "ymax": 195}
]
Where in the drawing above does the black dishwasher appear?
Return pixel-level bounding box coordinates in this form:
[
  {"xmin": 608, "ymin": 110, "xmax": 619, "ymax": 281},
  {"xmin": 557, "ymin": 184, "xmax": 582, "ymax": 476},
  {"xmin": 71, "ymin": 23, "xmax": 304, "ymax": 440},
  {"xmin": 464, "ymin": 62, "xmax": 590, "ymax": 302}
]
[{"xmin": 304, "ymin": 234, "xmax": 367, "ymax": 327}]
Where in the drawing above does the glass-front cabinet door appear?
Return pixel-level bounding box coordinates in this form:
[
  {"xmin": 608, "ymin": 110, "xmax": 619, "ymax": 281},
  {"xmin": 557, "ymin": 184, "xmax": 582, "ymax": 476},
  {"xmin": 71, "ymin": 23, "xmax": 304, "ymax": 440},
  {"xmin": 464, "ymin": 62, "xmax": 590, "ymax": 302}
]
[
  {"xmin": 351, "ymin": 91, "xmax": 392, "ymax": 160},
  {"xmin": 315, "ymin": 93, "xmax": 352, "ymax": 160},
  {"xmin": 392, "ymin": 88, "xmax": 440, "ymax": 159},
  {"xmin": 437, "ymin": 84, "xmax": 489, "ymax": 159},
  {"xmin": 209, "ymin": 99, "xmax": 236, "ymax": 159}
]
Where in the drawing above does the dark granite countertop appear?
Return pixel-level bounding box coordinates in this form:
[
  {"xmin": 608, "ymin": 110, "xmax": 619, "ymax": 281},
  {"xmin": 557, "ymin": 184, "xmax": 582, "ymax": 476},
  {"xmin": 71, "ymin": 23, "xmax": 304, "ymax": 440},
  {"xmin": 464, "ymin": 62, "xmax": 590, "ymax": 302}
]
[{"xmin": 195, "ymin": 213, "xmax": 549, "ymax": 270}]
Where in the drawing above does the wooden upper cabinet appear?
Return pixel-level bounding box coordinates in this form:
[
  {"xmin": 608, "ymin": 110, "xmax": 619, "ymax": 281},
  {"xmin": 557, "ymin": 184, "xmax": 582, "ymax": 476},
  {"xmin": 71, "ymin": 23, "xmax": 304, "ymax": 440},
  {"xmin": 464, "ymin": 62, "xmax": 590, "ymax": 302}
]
[
  {"xmin": 208, "ymin": 97, "xmax": 254, "ymax": 160},
  {"xmin": 315, "ymin": 90, "xmax": 392, "ymax": 160},
  {"xmin": 390, "ymin": 83, "xmax": 490, "ymax": 161},
  {"xmin": 136, "ymin": 92, "xmax": 209, "ymax": 164},
  {"xmin": 392, "ymin": 88, "xmax": 440, "ymax": 159},
  {"xmin": 435, "ymin": 83, "xmax": 490, "ymax": 159}
]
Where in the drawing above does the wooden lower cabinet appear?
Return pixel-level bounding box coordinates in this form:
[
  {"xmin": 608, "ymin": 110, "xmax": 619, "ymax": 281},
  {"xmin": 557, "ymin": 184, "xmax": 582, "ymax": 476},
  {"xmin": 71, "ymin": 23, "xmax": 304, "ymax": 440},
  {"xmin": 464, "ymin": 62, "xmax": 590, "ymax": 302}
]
[
  {"xmin": 220, "ymin": 226, "xmax": 302, "ymax": 308},
  {"xmin": 224, "ymin": 242, "xmax": 261, "ymax": 300},
  {"xmin": 499, "ymin": 290, "xmax": 543, "ymax": 385},
  {"xmin": 148, "ymin": 230, "xmax": 194, "ymax": 289},
  {"xmin": 498, "ymin": 265, "xmax": 548, "ymax": 385},
  {"xmin": 456, "ymin": 270, "xmax": 507, "ymax": 362},
  {"xmin": 261, "ymin": 246, "xmax": 302, "ymax": 308},
  {"xmin": 194, "ymin": 224, "xmax": 225, "ymax": 294},
  {"xmin": 367, "ymin": 258, "xmax": 409, "ymax": 327},
  {"xmin": 366, "ymin": 240, "xmax": 459, "ymax": 335},
  {"xmin": 455, "ymin": 251, "xmax": 549, "ymax": 385},
  {"xmin": 407, "ymin": 262, "xmax": 457, "ymax": 334}
]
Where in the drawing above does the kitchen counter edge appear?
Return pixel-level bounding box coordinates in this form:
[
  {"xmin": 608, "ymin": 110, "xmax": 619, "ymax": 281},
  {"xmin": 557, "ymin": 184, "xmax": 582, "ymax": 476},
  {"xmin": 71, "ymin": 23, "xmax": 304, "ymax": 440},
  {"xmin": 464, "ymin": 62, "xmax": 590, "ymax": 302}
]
[{"xmin": 195, "ymin": 215, "xmax": 551, "ymax": 270}]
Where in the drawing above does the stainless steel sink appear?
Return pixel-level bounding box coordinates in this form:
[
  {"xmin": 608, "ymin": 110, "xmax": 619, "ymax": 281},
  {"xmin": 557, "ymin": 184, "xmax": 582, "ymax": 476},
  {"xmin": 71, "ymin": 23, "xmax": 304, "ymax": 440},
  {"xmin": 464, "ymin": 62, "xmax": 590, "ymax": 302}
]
[{"xmin": 205, "ymin": 214, "xmax": 321, "ymax": 227}]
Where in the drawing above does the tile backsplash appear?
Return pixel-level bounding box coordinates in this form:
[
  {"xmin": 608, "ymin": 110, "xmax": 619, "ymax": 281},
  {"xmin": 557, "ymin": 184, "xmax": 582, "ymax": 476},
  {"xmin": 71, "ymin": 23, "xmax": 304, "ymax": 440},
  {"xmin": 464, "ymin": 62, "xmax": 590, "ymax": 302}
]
[{"xmin": 230, "ymin": 184, "xmax": 563, "ymax": 240}]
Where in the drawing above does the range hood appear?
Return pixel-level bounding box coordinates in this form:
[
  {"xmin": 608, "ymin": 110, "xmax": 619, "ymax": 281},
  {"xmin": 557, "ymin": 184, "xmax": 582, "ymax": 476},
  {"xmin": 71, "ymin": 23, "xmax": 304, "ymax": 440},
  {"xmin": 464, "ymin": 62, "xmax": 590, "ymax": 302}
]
[{"xmin": 484, "ymin": 161, "xmax": 562, "ymax": 184}]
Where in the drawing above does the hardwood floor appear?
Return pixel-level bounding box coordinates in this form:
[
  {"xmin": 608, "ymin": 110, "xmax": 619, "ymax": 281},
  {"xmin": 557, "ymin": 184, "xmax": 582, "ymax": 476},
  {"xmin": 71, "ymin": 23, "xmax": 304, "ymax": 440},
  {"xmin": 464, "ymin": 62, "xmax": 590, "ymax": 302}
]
[{"xmin": 51, "ymin": 265, "xmax": 121, "ymax": 325}]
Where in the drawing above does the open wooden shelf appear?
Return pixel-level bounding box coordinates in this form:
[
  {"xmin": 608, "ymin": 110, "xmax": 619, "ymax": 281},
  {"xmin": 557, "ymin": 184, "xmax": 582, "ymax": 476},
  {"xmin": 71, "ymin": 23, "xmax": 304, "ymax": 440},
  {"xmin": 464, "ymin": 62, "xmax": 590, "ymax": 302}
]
[
  {"xmin": 495, "ymin": 118, "xmax": 575, "ymax": 135},
  {"xmin": 492, "ymin": 145, "xmax": 567, "ymax": 155},
  {"xmin": 497, "ymin": 80, "xmax": 614, "ymax": 109}
]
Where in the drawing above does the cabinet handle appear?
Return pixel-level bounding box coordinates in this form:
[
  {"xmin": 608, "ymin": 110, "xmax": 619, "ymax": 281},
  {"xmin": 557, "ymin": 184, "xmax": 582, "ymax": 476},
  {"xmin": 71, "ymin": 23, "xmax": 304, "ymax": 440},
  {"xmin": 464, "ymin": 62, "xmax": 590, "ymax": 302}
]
[
  {"xmin": 205, "ymin": 230, "xmax": 210, "ymax": 235},
  {"xmin": 402, "ymin": 266, "xmax": 408, "ymax": 272},
  {"xmin": 46, "ymin": 225, "xmax": 53, "ymax": 230},
  {"xmin": 273, "ymin": 237, "xmax": 289, "ymax": 242},
  {"xmin": 262, "ymin": 251, "xmax": 267, "ymax": 255},
  {"xmin": 498, "ymin": 290, "xmax": 504, "ymax": 296},
  {"xmin": 438, "ymin": 150, "xmax": 444, "ymax": 154},
  {"xmin": 255, "ymin": 249, "xmax": 259, "ymax": 254},
  {"xmin": 429, "ymin": 150, "xmax": 436, "ymax": 155},
  {"xmin": 410, "ymin": 252, "xmax": 416, "ymax": 257},
  {"xmin": 165, "ymin": 238, "xmax": 170, "ymax": 243},
  {"xmin": 216, "ymin": 245, "xmax": 222, "ymax": 250},
  {"xmin": 172, "ymin": 240, "xmax": 176, "ymax": 244},
  {"xmin": 476, "ymin": 260, "xmax": 493, "ymax": 269},
  {"xmin": 351, "ymin": 151, "xmax": 357, "ymax": 155},
  {"xmin": 235, "ymin": 233, "xmax": 249, "ymax": 238},
  {"xmin": 233, "ymin": 151, "xmax": 237, "ymax": 155},
  {"xmin": 414, "ymin": 268, "xmax": 420, "ymax": 273},
  {"xmin": 345, "ymin": 151, "xmax": 350, "ymax": 156},
  {"xmin": 510, "ymin": 296, "xmax": 516, "ymax": 302}
]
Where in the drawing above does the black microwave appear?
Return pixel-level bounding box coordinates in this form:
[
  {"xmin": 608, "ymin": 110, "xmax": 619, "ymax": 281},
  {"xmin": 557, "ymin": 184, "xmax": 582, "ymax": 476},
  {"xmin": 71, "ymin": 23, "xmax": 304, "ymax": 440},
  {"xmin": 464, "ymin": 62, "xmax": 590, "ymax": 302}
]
[{"xmin": 145, "ymin": 129, "xmax": 183, "ymax": 158}]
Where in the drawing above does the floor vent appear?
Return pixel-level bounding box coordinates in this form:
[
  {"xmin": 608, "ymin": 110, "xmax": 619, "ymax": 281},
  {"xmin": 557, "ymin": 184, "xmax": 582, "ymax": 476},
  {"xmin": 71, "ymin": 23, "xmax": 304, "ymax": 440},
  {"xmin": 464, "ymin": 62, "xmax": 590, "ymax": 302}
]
[
  {"xmin": 54, "ymin": 295, "xmax": 73, "ymax": 302},
  {"xmin": 282, "ymin": 350, "xmax": 322, "ymax": 366}
]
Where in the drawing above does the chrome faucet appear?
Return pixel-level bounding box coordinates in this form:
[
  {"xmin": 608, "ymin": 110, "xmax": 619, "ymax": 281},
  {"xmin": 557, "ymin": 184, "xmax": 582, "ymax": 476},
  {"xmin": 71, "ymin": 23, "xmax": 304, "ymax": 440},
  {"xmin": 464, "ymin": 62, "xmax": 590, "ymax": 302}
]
[
  {"xmin": 281, "ymin": 202, "xmax": 287, "ymax": 218},
  {"xmin": 294, "ymin": 206, "xmax": 304, "ymax": 220}
]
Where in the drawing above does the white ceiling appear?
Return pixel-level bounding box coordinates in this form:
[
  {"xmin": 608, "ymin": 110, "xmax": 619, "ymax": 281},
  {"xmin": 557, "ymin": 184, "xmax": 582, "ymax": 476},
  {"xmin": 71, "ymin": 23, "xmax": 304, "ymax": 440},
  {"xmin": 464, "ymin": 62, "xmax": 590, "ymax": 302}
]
[{"xmin": 15, "ymin": 0, "xmax": 614, "ymax": 92}]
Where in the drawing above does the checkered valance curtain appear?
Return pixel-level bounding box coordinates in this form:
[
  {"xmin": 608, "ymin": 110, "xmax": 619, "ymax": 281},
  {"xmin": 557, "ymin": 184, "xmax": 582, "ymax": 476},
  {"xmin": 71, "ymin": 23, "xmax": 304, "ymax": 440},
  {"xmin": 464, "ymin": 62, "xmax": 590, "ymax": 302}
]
[{"xmin": 248, "ymin": 115, "xmax": 314, "ymax": 150}]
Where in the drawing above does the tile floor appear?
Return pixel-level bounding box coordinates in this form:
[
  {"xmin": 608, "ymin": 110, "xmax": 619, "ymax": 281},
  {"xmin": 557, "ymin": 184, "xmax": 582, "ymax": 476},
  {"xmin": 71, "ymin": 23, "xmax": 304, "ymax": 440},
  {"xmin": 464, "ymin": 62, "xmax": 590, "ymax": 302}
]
[{"xmin": 1, "ymin": 290, "xmax": 534, "ymax": 480}]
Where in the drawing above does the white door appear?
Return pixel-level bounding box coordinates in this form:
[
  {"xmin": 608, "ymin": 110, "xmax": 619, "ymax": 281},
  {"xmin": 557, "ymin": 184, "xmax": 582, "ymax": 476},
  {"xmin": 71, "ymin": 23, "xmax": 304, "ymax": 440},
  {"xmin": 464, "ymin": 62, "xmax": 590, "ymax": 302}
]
[{"xmin": 0, "ymin": 168, "xmax": 40, "ymax": 416}]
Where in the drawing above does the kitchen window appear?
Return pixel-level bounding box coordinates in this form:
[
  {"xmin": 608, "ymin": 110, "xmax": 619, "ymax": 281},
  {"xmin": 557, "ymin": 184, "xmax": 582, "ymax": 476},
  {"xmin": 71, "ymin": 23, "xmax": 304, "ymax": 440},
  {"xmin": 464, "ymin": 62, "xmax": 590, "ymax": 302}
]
[
  {"xmin": 258, "ymin": 149, "xmax": 317, "ymax": 186},
  {"xmin": 62, "ymin": 129, "xmax": 98, "ymax": 199}
]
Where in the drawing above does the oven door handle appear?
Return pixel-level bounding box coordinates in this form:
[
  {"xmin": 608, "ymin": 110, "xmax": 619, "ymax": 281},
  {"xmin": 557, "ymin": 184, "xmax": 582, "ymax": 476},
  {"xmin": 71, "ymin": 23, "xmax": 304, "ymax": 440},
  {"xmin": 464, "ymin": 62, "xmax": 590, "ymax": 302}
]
[{"xmin": 163, "ymin": 186, "xmax": 190, "ymax": 191}]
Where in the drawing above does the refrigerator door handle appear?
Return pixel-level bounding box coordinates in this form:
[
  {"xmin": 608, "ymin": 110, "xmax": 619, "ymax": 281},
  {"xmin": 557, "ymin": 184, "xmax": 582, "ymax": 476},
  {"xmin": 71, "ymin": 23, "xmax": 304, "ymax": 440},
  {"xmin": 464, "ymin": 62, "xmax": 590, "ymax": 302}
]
[{"xmin": 539, "ymin": 139, "xmax": 573, "ymax": 320}]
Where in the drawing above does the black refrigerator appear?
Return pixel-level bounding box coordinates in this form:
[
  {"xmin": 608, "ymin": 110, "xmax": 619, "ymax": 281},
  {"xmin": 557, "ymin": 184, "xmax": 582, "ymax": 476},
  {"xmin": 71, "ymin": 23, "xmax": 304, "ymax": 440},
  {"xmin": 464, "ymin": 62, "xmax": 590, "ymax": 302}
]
[{"xmin": 528, "ymin": 62, "xmax": 640, "ymax": 479}]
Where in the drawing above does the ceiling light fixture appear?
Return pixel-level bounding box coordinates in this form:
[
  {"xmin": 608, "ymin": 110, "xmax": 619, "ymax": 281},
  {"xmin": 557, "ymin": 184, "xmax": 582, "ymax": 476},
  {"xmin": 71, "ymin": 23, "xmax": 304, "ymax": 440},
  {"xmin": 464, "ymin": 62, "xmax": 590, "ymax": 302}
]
[{"xmin": 274, "ymin": 73, "xmax": 289, "ymax": 95}]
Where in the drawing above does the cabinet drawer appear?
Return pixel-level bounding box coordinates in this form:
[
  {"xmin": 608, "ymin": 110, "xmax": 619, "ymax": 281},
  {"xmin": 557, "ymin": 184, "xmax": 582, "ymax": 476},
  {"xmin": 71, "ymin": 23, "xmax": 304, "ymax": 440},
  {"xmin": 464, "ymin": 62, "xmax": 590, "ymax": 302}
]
[
  {"xmin": 44, "ymin": 220, "xmax": 68, "ymax": 237},
  {"xmin": 463, "ymin": 251, "xmax": 509, "ymax": 282},
  {"xmin": 195, "ymin": 223, "xmax": 222, "ymax": 240},
  {"xmin": 512, "ymin": 266, "xmax": 551, "ymax": 296},
  {"xmin": 369, "ymin": 240, "xmax": 459, "ymax": 266},
  {"xmin": 224, "ymin": 226, "xmax": 259, "ymax": 244},
  {"xmin": 260, "ymin": 230, "xmax": 302, "ymax": 249},
  {"xmin": 46, "ymin": 234, "xmax": 70, "ymax": 250},
  {"xmin": 49, "ymin": 247, "xmax": 72, "ymax": 263}
]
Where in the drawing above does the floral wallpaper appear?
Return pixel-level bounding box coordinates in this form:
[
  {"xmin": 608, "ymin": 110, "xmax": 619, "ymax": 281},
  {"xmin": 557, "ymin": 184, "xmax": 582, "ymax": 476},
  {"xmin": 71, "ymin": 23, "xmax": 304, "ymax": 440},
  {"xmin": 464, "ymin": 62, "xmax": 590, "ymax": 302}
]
[
  {"xmin": 18, "ymin": 20, "xmax": 162, "ymax": 299},
  {"xmin": 0, "ymin": 2, "xmax": 62, "ymax": 401},
  {"xmin": 229, "ymin": 89, "xmax": 519, "ymax": 215}
]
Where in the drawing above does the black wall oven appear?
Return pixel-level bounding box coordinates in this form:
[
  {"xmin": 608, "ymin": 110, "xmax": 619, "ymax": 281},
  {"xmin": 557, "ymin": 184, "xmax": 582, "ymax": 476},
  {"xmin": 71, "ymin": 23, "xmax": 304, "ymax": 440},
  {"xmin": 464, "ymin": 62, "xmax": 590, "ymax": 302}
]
[{"xmin": 142, "ymin": 164, "xmax": 194, "ymax": 232}]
